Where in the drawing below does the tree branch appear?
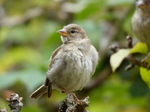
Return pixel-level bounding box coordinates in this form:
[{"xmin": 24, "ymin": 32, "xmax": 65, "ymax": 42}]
[
  {"xmin": 58, "ymin": 93, "xmax": 89, "ymax": 112},
  {"xmin": 7, "ymin": 93, "xmax": 23, "ymax": 112}
]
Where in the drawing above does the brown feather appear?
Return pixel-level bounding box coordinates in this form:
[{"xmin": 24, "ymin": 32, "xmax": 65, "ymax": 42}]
[{"xmin": 30, "ymin": 85, "xmax": 47, "ymax": 99}]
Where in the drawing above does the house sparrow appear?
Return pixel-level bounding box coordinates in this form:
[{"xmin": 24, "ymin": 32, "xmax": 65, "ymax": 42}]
[
  {"xmin": 30, "ymin": 24, "xmax": 99, "ymax": 99},
  {"xmin": 131, "ymin": 0, "xmax": 150, "ymax": 49}
]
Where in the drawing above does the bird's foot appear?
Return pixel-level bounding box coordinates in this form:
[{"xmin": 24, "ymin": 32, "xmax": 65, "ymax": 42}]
[
  {"xmin": 69, "ymin": 93, "xmax": 79, "ymax": 102},
  {"xmin": 58, "ymin": 86, "xmax": 79, "ymax": 101}
]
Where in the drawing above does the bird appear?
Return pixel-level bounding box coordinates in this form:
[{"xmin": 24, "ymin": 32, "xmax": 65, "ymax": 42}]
[
  {"xmin": 30, "ymin": 24, "xmax": 99, "ymax": 99},
  {"xmin": 131, "ymin": 0, "xmax": 150, "ymax": 49}
]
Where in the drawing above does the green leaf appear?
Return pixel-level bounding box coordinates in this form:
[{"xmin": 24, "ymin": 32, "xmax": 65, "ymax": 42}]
[
  {"xmin": 110, "ymin": 49, "xmax": 130, "ymax": 72},
  {"xmin": 140, "ymin": 67, "xmax": 150, "ymax": 88},
  {"xmin": 130, "ymin": 42, "xmax": 148, "ymax": 54}
]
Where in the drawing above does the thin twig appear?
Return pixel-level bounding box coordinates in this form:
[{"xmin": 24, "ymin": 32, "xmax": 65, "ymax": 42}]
[
  {"xmin": 110, "ymin": 35, "xmax": 150, "ymax": 70},
  {"xmin": 126, "ymin": 35, "xmax": 133, "ymax": 48}
]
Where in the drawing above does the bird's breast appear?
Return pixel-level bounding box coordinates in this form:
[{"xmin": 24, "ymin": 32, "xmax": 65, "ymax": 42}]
[
  {"xmin": 55, "ymin": 48, "xmax": 93, "ymax": 91},
  {"xmin": 132, "ymin": 12, "xmax": 150, "ymax": 48}
]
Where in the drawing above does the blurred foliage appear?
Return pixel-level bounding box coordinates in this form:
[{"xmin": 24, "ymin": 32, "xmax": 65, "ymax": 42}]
[
  {"xmin": 110, "ymin": 42, "xmax": 148, "ymax": 72},
  {"xmin": 0, "ymin": 0, "xmax": 150, "ymax": 112}
]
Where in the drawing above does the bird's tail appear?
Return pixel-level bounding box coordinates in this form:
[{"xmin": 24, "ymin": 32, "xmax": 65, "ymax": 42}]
[{"xmin": 30, "ymin": 85, "xmax": 48, "ymax": 99}]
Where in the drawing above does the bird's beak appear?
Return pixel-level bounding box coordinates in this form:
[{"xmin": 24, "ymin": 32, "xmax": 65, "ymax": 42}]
[
  {"xmin": 136, "ymin": 0, "xmax": 147, "ymax": 9},
  {"xmin": 57, "ymin": 29, "xmax": 70, "ymax": 37}
]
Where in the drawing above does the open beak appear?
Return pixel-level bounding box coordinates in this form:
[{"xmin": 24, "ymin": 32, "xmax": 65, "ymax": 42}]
[
  {"xmin": 57, "ymin": 29, "xmax": 70, "ymax": 37},
  {"xmin": 136, "ymin": 0, "xmax": 147, "ymax": 9}
]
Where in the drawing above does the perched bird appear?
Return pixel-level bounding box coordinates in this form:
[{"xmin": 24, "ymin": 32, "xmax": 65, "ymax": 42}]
[
  {"xmin": 30, "ymin": 24, "xmax": 99, "ymax": 99},
  {"xmin": 131, "ymin": 0, "xmax": 150, "ymax": 49}
]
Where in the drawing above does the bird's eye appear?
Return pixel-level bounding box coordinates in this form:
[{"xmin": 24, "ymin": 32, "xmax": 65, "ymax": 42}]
[{"xmin": 70, "ymin": 30, "xmax": 76, "ymax": 33}]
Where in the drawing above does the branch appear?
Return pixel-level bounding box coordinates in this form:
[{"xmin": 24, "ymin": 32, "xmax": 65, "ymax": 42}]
[
  {"xmin": 7, "ymin": 93, "xmax": 23, "ymax": 112},
  {"xmin": 110, "ymin": 35, "xmax": 150, "ymax": 70},
  {"xmin": 58, "ymin": 93, "xmax": 89, "ymax": 112},
  {"xmin": 0, "ymin": 93, "xmax": 23, "ymax": 112}
]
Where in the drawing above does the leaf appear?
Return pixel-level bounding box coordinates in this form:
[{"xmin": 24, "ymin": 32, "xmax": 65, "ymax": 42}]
[
  {"xmin": 110, "ymin": 49, "xmax": 130, "ymax": 72},
  {"xmin": 130, "ymin": 42, "xmax": 148, "ymax": 54},
  {"xmin": 140, "ymin": 67, "xmax": 150, "ymax": 88}
]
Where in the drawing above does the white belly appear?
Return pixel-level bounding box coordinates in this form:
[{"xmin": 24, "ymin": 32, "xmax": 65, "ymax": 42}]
[{"xmin": 53, "ymin": 51, "xmax": 93, "ymax": 91}]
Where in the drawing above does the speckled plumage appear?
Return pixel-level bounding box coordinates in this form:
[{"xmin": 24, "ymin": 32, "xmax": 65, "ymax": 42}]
[{"xmin": 132, "ymin": 0, "xmax": 150, "ymax": 49}]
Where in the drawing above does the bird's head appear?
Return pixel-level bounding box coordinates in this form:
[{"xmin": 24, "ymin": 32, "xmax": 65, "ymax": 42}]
[
  {"xmin": 57, "ymin": 24, "xmax": 87, "ymax": 43},
  {"xmin": 135, "ymin": 0, "xmax": 150, "ymax": 11}
]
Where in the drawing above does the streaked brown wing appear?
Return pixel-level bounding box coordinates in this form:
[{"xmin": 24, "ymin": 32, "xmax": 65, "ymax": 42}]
[
  {"xmin": 44, "ymin": 45, "xmax": 63, "ymax": 98},
  {"xmin": 48, "ymin": 45, "xmax": 63, "ymax": 69}
]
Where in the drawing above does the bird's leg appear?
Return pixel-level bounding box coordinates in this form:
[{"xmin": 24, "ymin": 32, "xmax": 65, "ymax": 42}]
[
  {"xmin": 57, "ymin": 85, "xmax": 70, "ymax": 93},
  {"xmin": 57, "ymin": 86, "xmax": 79, "ymax": 101},
  {"xmin": 69, "ymin": 93, "xmax": 79, "ymax": 101}
]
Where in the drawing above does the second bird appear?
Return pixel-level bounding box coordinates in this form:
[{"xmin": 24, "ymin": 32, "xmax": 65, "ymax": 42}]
[{"xmin": 132, "ymin": 0, "xmax": 150, "ymax": 49}]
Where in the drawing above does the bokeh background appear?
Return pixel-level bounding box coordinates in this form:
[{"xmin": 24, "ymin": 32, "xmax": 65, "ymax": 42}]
[{"xmin": 0, "ymin": 0, "xmax": 150, "ymax": 112}]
